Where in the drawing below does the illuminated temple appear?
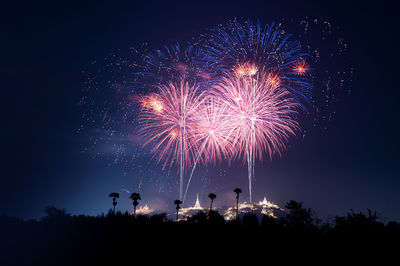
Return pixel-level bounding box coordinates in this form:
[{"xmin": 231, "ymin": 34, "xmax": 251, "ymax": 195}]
[
  {"xmin": 223, "ymin": 197, "xmax": 284, "ymax": 220},
  {"xmin": 179, "ymin": 194, "xmax": 283, "ymax": 220},
  {"xmin": 178, "ymin": 193, "xmax": 204, "ymax": 218},
  {"xmin": 133, "ymin": 205, "xmax": 155, "ymax": 215},
  {"xmin": 130, "ymin": 194, "xmax": 283, "ymax": 220}
]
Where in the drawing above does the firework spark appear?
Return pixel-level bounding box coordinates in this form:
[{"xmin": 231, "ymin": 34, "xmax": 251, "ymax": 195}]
[{"xmin": 293, "ymin": 59, "xmax": 309, "ymax": 76}]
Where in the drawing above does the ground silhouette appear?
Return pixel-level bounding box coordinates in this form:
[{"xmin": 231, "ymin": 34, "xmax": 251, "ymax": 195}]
[{"xmin": 0, "ymin": 200, "xmax": 399, "ymax": 265}]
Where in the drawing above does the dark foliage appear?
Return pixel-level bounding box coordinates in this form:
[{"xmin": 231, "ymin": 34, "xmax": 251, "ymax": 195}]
[{"xmin": 1, "ymin": 201, "xmax": 399, "ymax": 264}]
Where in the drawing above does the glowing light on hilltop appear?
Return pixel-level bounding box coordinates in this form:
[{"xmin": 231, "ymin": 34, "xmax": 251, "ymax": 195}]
[
  {"xmin": 259, "ymin": 197, "xmax": 279, "ymax": 208},
  {"xmin": 133, "ymin": 205, "xmax": 155, "ymax": 215},
  {"xmin": 223, "ymin": 196, "xmax": 283, "ymax": 220},
  {"xmin": 178, "ymin": 193, "xmax": 204, "ymax": 219}
]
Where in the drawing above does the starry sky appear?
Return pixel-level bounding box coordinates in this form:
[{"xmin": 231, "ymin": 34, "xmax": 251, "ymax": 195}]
[{"xmin": 2, "ymin": 0, "xmax": 399, "ymax": 221}]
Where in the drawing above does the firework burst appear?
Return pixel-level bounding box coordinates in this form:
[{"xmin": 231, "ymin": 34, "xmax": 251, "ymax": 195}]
[
  {"xmin": 138, "ymin": 80, "xmax": 205, "ymax": 200},
  {"xmin": 212, "ymin": 70, "xmax": 299, "ymax": 202},
  {"xmin": 191, "ymin": 98, "xmax": 237, "ymax": 164},
  {"xmin": 182, "ymin": 97, "xmax": 237, "ymax": 202},
  {"xmin": 200, "ymin": 19, "xmax": 312, "ymax": 107}
]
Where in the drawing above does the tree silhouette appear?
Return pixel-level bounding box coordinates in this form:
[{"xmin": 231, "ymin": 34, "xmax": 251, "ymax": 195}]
[
  {"xmin": 174, "ymin": 200, "xmax": 182, "ymax": 221},
  {"xmin": 108, "ymin": 192, "xmax": 120, "ymax": 215},
  {"xmin": 208, "ymin": 193, "xmax": 216, "ymax": 212},
  {"xmin": 129, "ymin": 193, "xmax": 141, "ymax": 216},
  {"xmin": 234, "ymin": 188, "xmax": 242, "ymax": 219},
  {"xmin": 3, "ymin": 199, "xmax": 400, "ymax": 265},
  {"xmin": 334, "ymin": 209, "xmax": 384, "ymax": 234},
  {"xmin": 284, "ymin": 200, "xmax": 318, "ymax": 231},
  {"xmin": 242, "ymin": 213, "xmax": 259, "ymax": 227},
  {"xmin": 208, "ymin": 210, "xmax": 225, "ymax": 225},
  {"xmin": 187, "ymin": 211, "xmax": 208, "ymax": 224},
  {"xmin": 44, "ymin": 206, "xmax": 70, "ymax": 219}
]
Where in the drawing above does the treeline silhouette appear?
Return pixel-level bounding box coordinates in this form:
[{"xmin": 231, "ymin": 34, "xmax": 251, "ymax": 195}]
[{"xmin": 1, "ymin": 199, "xmax": 399, "ymax": 264}]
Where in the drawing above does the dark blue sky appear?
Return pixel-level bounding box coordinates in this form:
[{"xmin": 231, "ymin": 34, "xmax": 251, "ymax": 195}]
[{"xmin": 2, "ymin": 0, "xmax": 399, "ymax": 221}]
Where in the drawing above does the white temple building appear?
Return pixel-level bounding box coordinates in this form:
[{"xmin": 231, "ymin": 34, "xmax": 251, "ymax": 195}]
[
  {"xmin": 223, "ymin": 196, "xmax": 284, "ymax": 220},
  {"xmin": 178, "ymin": 193, "xmax": 205, "ymax": 218}
]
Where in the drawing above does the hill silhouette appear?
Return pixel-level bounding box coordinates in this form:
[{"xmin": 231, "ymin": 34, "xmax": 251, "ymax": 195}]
[{"xmin": 1, "ymin": 200, "xmax": 399, "ymax": 265}]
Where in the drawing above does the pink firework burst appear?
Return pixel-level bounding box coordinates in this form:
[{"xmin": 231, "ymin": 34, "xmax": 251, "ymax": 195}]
[
  {"xmin": 212, "ymin": 69, "xmax": 299, "ymax": 202},
  {"xmin": 191, "ymin": 98, "xmax": 237, "ymax": 164},
  {"xmin": 138, "ymin": 81, "xmax": 205, "ymax": 200},
  {"xmin": 214, "ymin": 72, "xmax": 299, "ymax": 159},
  {"xmin": 183, "ymin": 98, "xmax": 237, "ymax": 202}
]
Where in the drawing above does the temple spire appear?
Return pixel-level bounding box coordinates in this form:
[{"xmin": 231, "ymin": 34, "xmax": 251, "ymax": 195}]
[{"xmin": 193, "ymin": 193, "xmax": 202, "ymax": 210}]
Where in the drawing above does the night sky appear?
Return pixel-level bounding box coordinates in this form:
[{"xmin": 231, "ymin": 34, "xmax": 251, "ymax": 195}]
[{"xmin": 2, "ymin": 0, "xmax": 399, "ymax": 221}]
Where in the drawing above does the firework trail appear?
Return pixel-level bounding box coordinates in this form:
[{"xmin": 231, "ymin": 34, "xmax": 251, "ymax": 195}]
[
  {"xmin": 138, "ymin": 80, "xmax": 205, "ymax": 200},
  {"xmin": 212, "ymin": 70, "xmax": 300, "ymax": 202},
  {"xmin": 182, "ymin": 98, "xmax": 237, "ymax": 203}
]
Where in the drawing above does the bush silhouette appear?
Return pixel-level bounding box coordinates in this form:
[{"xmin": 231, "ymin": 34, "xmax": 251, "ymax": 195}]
[
  {"xmin": 242, "ymin": 213, "xmax": 259, "ymax": 228},
  {"xmin": 1, "ymin": 201, "xmax": 399, "ymax": 264}
]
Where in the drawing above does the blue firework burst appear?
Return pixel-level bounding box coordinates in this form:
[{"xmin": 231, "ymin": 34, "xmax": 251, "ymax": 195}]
[{"xmin": 199, "ymin": 19, "xmax": 312, "ymax": 107}]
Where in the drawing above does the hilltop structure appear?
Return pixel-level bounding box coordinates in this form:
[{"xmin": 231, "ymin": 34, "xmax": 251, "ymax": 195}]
[
  {"xmin": 223, "ymin": 197, "xmax": 284, "ymax": 220},
  {"xmin": 178, "ymin": 193, "xmax": 283, "ymax": 221},
  {"xmin": 128, "ymin": 194, "xmax": 283, "ymax": 221},
  {"xmin": 179, "ymin": 193, "xmax": 204, "ymax": 218},
  {"xmin": 132, "ymin": 205, "xmax": 155, "ymax": 215}
]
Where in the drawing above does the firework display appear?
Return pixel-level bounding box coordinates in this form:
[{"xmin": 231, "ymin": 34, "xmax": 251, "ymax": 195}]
[
  {"xmin": 138, "ymin": 20, "xmax": 308, "ymax": 202},
  {"xmin": 81, "ymin": 18, "xmax": 352, "ymax": 203}
]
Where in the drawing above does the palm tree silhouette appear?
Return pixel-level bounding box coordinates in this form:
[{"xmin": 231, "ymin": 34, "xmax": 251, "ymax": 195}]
[
  {"xmin": 129, "ymin": 193, "xmax": 141, "ymax": 216},
  {"xmin": 208, "ymin": 193, "xmax": 216, "ymax": 212},
  {"xmin": 174, "ymin": 200, "xmax": 182, "ymax": 221},
  {"xmin": 234, "ymin": 188, "xmax": 242, "ymax": 219},
  {"xmin": 109, "ymin": 192, "xmax": 119, "ymax": 214}
]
